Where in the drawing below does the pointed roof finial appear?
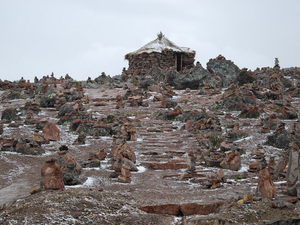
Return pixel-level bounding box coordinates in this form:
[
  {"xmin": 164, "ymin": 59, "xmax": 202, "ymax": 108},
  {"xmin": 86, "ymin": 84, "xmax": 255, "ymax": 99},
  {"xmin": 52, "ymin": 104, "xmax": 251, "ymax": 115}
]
[{"xmin": 157, "ymin": 31, "xmax": 164, "ymax": 41}]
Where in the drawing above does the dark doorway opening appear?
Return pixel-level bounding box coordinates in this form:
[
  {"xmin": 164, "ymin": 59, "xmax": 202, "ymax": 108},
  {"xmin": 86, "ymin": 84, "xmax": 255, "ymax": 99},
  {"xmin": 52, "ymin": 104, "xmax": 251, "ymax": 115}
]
[{"xmin": 176, "ymin": 53, "xmax": 182, "ymax": 72}]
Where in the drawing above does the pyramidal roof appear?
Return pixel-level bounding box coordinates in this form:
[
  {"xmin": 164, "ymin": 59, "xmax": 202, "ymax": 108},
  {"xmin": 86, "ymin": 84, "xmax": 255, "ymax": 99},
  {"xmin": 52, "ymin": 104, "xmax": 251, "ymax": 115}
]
[{"xmin": 125, "ymin": 32, "xmax": 195, "ymax": 58}]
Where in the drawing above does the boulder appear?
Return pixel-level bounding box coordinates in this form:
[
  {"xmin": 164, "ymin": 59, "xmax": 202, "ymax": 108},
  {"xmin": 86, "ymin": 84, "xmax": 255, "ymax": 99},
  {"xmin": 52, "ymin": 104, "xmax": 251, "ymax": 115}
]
[
  {"xmin": 236, "ymin": 69, "xmax": 256, "ymax": 85},
  {"xmin": 58, "ymin": 104, "xmax": 74, "ymax": 117},
  {"xmin": 239, "ymin": 106, "xmax": 261, "ymax": 118},
  {"xmin": 207, "ymin": 55, "xmax": 240, "ymax": 87},
  {"xmin": 40, "ymin": 158, "xmax": 65, "ymax": 190},
  {"xmin": 97, "ymin": 149, "xmax": 107, "ymax": 160},
  {"xmin": 112, "ymin": 141, "xmax": 136, "ymax": 163},
  {"xmin": 14, "ymin": 139, "xmax": 45, "ymax": 155},
  {"xmin": 1, "ymin": 107, "xmax": 20, "ymax": 122},
  {"xmin": 42, "ymin": 122, "xmax": 60, "ymax": 141},
  {"xmin": 266, "ymin": 123, "xmax": 293, "ymax": 149},
  {"xmin": 166, "ymin": 64, "xmax": 211, "ymax": 90},
  {"xmin": 249, "ymin": 161, "xmax": 263, "ymax": 173},
  {"xmin": 118, "ymin": 162, "xmax": 132, "ymax": 183},
  {"xmin": 73, "ymin": 133, "xmax": 86, "ymax": 145},
  {"xmin": 220, "ymin": 85, "xmax": 257, "ymax": 111},
  {"xmin": 57, "ymin": 149, "xmax": 82, "ymax": 185},
  {"xmin": 40, "ymin": 91, "xmax": 57, "ymax": 107},
  {"xmin": 159, "ymin": 98, "xmax": 177, "ymax": 108},
  {"xmin": 220, "ymin": 150, "xmax": 241, "ymax": 171},
  {"xmin": 257, "ymin": 168, "xmax": 276, "ymax": 199},
  {"xmin": 139, "ymin": 202, "xmax": 223, "ymax": 216}
]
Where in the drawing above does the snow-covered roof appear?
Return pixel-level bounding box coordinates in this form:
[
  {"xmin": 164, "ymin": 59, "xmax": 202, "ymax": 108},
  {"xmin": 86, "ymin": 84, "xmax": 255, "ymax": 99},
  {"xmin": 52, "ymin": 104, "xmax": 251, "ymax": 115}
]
[{"xmin": 125, "ymin": 32, "xmax": 195, "ymax": 58}]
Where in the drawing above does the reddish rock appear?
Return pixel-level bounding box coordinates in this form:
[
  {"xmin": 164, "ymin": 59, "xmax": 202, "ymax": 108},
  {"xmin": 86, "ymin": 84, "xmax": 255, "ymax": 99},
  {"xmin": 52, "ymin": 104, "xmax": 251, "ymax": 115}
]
[
  {"xmin": 41, "ymin": 158, "xmax": 65, "ymax": 190},
  {"xmin": 97, "ymin": 149, "xmax": 107, "ymax": 160},
  {"xmin": 139, "ymin": 202, "xmax": 223, "ymax": 216},
  {"xmin": 42, "ymin": 122, "xmax": 60, "ymax": 141},
  {"xmin": 166, "ymin": 106, "xmax": 183, "ymax": 118},
  {"xmin": 116, "ymin": 95, "xmax": 125, "ymax": 109},
  {"xmin": 159, "ymin": 98, "xmax": 177, "ymax": 108},
  {"xmin": 184, "ymin": 120, "xmax": 194, "ymax": 131},
  {"xmin": 118, "ymin": 163, "xmax": 132, "ymax": 183},
  {"xmin": 73, "ymin": 133, "xmax": 86, "ymax": 145},
  {"xmin": 258, "ymin": 168, "xmax": 276, "ymax": 199},
  {"xmin": 32, "ymin": 134, "xmax": 50, "ymax": 145},
  {"xmin": 112, "ymin": 142, "xmax": 136, "ymax": 163},
  {"xmin": 180, "ymin": 202, "xmax": 223, "ymax": 216},
  {"xmin": 239, "ymin": 106, "xmax": 261, "ymax": 118},
  {"xmin": 140, "ymin": 204, "xmax": 180, "ymax": 216},
  {"xmin": 248, "ymin": 161, "xmax": 262, "ymax": 172},
  {"xmin": 220, "ymin": 151, "xmax": 241, "ymax": 171}
]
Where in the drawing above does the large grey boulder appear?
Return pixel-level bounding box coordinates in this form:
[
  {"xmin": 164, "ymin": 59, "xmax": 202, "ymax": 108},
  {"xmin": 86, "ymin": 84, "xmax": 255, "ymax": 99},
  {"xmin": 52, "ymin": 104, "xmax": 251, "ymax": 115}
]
[
  {"xmin": 166, "ymin": 64, "xmax": 211, "ymax": 90},
  {"xmin": 207, "ymin": 55, "xmax": 240, "ymax": 87}
]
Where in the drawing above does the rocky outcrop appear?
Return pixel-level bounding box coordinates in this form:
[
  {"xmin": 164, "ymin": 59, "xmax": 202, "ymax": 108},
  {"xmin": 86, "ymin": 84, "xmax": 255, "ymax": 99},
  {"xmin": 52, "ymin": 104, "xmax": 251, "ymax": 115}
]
[
  {"xmin": 207, "ymin": 55, "xmax": 240, "ymax": 87},
  {"xmin": 166, "ymin": 64, "xmax": 212, "ymax": 90}
]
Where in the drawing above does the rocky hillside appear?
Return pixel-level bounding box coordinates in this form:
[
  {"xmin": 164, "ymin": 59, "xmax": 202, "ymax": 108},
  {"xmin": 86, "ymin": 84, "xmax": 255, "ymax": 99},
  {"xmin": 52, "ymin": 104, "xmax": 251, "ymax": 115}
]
[{"xmin": 1, "ymin": 56, "xmax": 300, "ymax": 224}]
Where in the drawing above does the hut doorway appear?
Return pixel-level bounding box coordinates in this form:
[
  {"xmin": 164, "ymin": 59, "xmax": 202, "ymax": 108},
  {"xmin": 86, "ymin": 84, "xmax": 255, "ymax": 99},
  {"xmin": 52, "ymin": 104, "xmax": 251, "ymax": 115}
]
[{"xmin": 176, "ymin": 53, "xmax": 182, "ymax": 72}]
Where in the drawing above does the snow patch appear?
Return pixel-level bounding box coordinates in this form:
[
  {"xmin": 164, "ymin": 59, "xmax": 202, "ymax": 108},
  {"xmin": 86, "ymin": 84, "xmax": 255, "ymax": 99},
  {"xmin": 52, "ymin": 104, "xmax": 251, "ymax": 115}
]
[
  {"xmin": 66, "ymin": 177, "xmax": 95, "ymax": 189},
  {"xmin": 234, "ymin": 135, "xmax": 253, "ymax": 143},
  {"xmin": 238, "ymin": 164, "xmax": 249, "ymax": 172},
  {"xmin": 136, "ymin": 166, "xmax": 147, "ymax": 173}
]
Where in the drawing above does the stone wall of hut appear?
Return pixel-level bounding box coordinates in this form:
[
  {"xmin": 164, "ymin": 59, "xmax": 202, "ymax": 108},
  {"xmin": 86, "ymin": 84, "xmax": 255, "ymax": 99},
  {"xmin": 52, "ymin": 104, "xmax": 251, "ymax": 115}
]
[{"xmin": 125, "ymin": 50, "xmax": 195, "ymax": 77}]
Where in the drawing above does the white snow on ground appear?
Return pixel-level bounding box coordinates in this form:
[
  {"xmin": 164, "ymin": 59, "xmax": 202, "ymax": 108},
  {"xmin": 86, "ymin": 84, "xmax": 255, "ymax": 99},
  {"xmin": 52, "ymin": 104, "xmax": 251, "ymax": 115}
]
[
  {"xmin": 234, "ymin": 135, "xmax": 253, "ymax": 143},
  {"xmin": 83, "ymin": 167, "xmax": 101, "ymax": 171},
  {"xmin": 100, "ymin": 136, "xmax": 112, "ymax": 140},
  {"xmin": 137, "ymin": 138, "xmax": 143, "ymax": 142},
  {"xmin": 135, "ymin": 166, "xmax": 147, "ymax": 173},
  {"xmin": 274, "ymin": 180, "xmax": 287, "ymax": 185},
  {"xmin": 66, "ymin": 177, "xmax": 95, "ymax": 189},
  {"xmin": 100, "ymin": 158, "xmax": 111, "ymax": 170},
  {"xmin": 238, "ymin": 164, "xmax": 249, "ymax": 172}
]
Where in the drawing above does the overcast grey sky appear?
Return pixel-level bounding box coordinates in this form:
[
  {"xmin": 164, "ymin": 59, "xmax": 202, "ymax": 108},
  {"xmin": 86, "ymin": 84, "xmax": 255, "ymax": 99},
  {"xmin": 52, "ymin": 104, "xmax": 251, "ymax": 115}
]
[{"xmin": 1, "ymin": 0, "xmax": 300, "ymax": 81}]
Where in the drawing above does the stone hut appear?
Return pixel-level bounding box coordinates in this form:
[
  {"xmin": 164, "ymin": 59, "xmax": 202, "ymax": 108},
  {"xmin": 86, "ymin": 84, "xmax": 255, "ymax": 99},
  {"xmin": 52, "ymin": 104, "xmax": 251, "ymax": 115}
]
[{"xmin": 125, "ymin": 32, "xmax": 195, "ymax": 77}]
